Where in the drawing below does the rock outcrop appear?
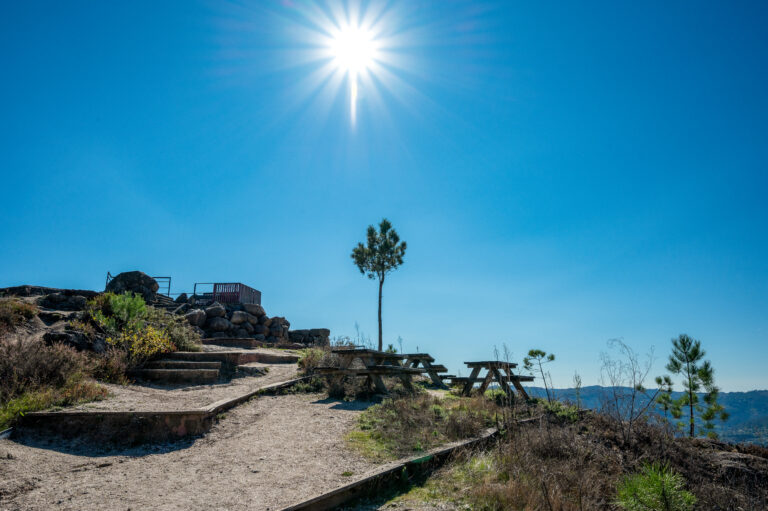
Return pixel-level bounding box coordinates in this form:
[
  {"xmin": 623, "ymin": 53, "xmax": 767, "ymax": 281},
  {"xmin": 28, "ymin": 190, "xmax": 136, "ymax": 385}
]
[
  {"xmin": 105, "ymin": 271, "xmax": 159, "ymax": 302},
  {"xmin": 179, "ymin": 300, "xmax": 328, "ymax": 346}
]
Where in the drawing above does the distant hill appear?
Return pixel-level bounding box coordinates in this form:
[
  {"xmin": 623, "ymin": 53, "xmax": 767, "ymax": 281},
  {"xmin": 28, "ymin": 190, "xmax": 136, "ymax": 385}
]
[{"xmin": 524, "ymin": 385, "xmax": 768, "ymax": 445}]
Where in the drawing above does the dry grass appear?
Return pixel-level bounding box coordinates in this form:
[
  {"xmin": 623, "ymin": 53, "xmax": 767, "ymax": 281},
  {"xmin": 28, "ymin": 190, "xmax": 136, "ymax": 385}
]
[
  {"xmin": 392, "ymin": 405, "xmax": 768, "ymax": 510},
  {"xmin": 0, "ymin": 337, "xmax": 107, "ymax": 428},
  {"xmin": 347, "ymin": 392, "xmax": 499, "ymax": 461},
  {"xmin": 0, "ymin": 298, "xmax": 37, "ymax": 334}
]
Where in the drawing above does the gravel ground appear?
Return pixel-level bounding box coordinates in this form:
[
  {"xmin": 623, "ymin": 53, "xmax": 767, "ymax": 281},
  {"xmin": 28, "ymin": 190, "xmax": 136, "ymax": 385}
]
[
  {"xmin": 0, "ymin": 393, "xmax": 382, "ymax": 511},
  {"xmin": 61, "ymin": 363, "xmax": 298, "ymax": 412}
]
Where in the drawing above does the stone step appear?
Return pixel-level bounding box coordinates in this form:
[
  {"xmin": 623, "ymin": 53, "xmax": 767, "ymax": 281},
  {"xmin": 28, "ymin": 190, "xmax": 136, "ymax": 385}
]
[
  {"xmin": 202, "ymin": 338, "xmax": 261, "ymax": 349},
  {"xmin": 134, "ymin": 368, "xmax": 220, "ymax": 384},
  {"xmin": 145, "ymin": 360, "xmax": 222, "ymax": 370},
  {"xmin": 166, "ymin": 350, "xmax": 299, "ymax": 366}
]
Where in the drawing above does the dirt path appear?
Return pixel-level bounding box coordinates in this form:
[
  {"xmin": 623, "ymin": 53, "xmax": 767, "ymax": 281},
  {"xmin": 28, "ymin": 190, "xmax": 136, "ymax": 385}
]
[
  {"xmin": 0, "ymin": 393, "xmax": 382, "ymax": 511},
  {"xmin": 63, "ymin": 363, "xmax": 298, "ymax": 412}
]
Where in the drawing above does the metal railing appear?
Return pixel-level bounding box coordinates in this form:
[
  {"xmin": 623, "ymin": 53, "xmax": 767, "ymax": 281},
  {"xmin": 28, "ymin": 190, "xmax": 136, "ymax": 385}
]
[{"xmin": 192, "ymin": 282, "xmax": 261, "ymax": 305}]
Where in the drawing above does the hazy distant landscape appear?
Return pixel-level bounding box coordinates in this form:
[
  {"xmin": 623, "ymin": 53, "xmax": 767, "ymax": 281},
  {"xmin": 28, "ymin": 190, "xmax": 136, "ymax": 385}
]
[{"xmin": 527, "ymin": 386, "xmax": 768, "ymax": 445}]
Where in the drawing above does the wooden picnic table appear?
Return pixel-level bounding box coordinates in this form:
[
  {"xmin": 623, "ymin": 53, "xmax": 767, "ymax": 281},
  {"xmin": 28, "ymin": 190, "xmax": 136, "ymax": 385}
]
[
  {"xmin": 322, "ymin": 348, "xmax": 425, "ymax": 393},
  {"xmin": 451, "ymin": 360, "xmax": 533, "ymax": 400},
  {"xmin": 402, "ymin": 353, "xmax": 449, "ymax": 389}
]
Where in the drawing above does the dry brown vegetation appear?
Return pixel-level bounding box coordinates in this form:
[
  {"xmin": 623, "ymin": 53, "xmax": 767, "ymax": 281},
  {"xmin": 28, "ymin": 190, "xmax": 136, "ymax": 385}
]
[
  {"xmin": 0, "ymin": 298, "xmax": 37, "ymax": 334},
  {"xmin": 387, "ymin": 400, "xmax": 768, "ymax": 510},
  {"xmin": 0, "ymin": 338, "xmax": 107, "ymax": 429}
]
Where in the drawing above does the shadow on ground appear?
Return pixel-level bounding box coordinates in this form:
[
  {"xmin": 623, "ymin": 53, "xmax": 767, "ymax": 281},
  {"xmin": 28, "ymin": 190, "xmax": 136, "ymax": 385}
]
[
  {"xmin": 311, "ymin": 397, "xmax": 379, "ymax": 411},
  {"xmin": 6, "ymin": 431, "xmax": 199, "ymax": 458}
]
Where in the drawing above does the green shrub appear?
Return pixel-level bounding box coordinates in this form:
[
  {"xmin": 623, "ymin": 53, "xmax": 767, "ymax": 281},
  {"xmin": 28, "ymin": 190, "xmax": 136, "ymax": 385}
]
[
  {"xmin": 86, "ymin": 293, "xmax": 201, "ymax": 368},
  {"xmin": 617, "ymin": 463, "xmax": 696, "ymax": 511},
  {"xmin": 298, "ymin": 347, "xmax": 329, "ymax": 374},
  {"xmin": 484, "ymin": 388, "xmax": 511, "ymax": 406},
  {"xmin": 0, "ymin": 376, "xmax": 107, "ymax": 429},
  {"xmin": 144, "ymin": 307, "xmax": 201, "ymax": 352},
  {"xmin": 544, "ymin": 399, "xmax": 579, "ymax": 423},
  {"xmin": 87, "ymin": 292, "xmax": 148, "ymax": 336}
]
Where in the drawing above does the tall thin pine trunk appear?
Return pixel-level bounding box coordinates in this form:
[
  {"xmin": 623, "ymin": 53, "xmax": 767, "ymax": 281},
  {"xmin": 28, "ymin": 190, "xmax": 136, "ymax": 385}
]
[{"xmin": 377, "ymin": 277, "xmax": 383, "ymax": 351}]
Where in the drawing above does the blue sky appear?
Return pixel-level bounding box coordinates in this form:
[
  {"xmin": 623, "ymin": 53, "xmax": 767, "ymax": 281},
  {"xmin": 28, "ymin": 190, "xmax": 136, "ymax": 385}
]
[{"xmin": 2, "ymin": 1, "xmax": 767, "ymax": 391}]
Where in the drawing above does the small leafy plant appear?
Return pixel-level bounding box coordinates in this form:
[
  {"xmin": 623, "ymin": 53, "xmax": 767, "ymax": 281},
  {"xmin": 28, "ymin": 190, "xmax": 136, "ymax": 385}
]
[{"xmin": 617, "ymin": 463, "xmax": 696, "ymax": 511}]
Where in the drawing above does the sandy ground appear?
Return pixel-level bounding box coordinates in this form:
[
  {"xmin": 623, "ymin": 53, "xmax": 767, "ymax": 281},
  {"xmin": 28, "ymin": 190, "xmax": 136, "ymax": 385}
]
[
  {"xmin": 0, "ymin": 393, "xmax": 383, "ymax": 511},
  {"xmin": 62, "ymin": 362, "xmax": 298, "ymax": 412}
]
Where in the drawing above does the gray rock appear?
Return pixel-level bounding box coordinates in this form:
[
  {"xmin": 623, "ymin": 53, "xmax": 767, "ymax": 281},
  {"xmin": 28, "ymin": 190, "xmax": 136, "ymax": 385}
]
[
  {"xmin": 259, "ymin": 316, "xmax": 272, "ymax": 327},
  {"xmin": 104, "ymin": 271, "xmax": 159, "ymax": 302},
  {"xmin": 43, "ymin": 330, "xmax": 106, "ymax": 354},
  {"xmin": 185, "ymin": 309, "xmax": 206, "ymax": 327},
  {"xmin": 39, "ymin": 293, "xmax": 88, "ymax": 311},
  {"xmin": 206, "ymin": 317, "xmax": 232, "ymax": 332},
  {"xmin": 175, "ymin": 293, "xmax": 188, "ymax": 303},
  {"xmin": 230, "ymin": 311, "xmax": 249, "ymax": 325},
  {"xmin": 192, "ymin": 326, "xmax": 206, "ymax": 337},
  {"xmin": 235, "ymin": 328, "xmax": 249, "ymax": 338},
  {"xmin": 212, "ymin": 331, "xmax": 228, "ymax": 338},
  {"xmin": 243, "ymin": 303, "xmax": 266, "ymax": 317},
  {"xmin": 205, "ymin": 303, "xmax": 226, "ymax": 318},
  {"xmin": 244, "ymin": 313, "xmax": 260, "ymax": 325},
  {"xmin": 173, "ymin": 303, "xmax": 190, "ymax": 315},
  {"xmin": 253, "ymin": 324, "xmax": 268, "ymax": 335},
  {"xmin": 253, "ymin": 334, "xmax": 266, "ymax": 341},
  {"xmin": 309, "ymin": 328, "xmax": 331, "ymax": 337},
  {"xmin": 241, "ymin": 321, "xmax": 254, "ymax": 334}
]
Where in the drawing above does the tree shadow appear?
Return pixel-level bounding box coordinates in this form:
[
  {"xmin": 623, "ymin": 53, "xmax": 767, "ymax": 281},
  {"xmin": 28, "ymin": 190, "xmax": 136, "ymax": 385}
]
[
  {"xmin": 311, "ymin": 396, "xmax": 380, "ymax": 411},
  {"xmin": 7, "ymin": 430, "xmax": 200, "ymax": 458}
]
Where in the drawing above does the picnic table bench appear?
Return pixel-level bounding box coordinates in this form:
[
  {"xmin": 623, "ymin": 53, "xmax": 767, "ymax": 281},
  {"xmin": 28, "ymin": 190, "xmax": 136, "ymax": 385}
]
[
  {"xmin": 403, "ymin": 353, "xmax": 449, "ymax": 389},
  {"xmin": 452, "ymin": 360, "xmax": 533, "ymax": 400},
  {"xmin": 319, "ymin": 348, "xmax": 426, "ymax": 393}
]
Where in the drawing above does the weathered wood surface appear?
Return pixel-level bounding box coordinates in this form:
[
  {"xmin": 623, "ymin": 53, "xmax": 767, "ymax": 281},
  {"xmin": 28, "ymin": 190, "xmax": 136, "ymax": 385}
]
[
  {"xmin": 464, "ymin": 361, "xmax": 519, "ymax": 369},
  {"xmin": 458, "ymin": 361, "xmax": 532, "ymax": 400}
]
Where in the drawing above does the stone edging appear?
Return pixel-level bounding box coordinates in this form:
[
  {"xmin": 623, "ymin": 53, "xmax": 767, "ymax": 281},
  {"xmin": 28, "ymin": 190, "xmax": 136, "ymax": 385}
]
[
  {"xmin": 14, "ymin": 376, "xmax": 312, "ymax": 445},
  {"xmin": 281, "ymin": 427, "xmax": 499, "ymax": 511}
]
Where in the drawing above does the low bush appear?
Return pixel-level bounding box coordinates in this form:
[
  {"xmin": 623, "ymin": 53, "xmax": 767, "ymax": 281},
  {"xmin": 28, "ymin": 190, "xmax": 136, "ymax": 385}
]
[
  {"xmin": 85, "ymin": 292, "xmax": 201, "ymax": 368},
  {"xmin": 388, "ymin": 405, "xmax": 768, "ymax": 510},
  {"xmin": 0, "ymin": 377, "xmax": 107, "ymax": 430},
  {"xmin": 0, "ymin": 338, "xmax": 106, "ymax": 428},
  {"xmin": 0, "ymin": 338, "xmax": 92, "ymax": 402},
  {"xmin": 617, "ymin": 463, "xmax": 696, "ymax": 511},
  {"xmin": 0, "ymin": 298, "xmax": 37, "ymax": 333},
  {"xmin": 297, "ymin": 347, "xmax": 331, "ymax": 374},
  {"xmin": 91, "ymin": 348, "xmax": 130, "ymax": 384},
  {"xmin": 347, "ymin": 393, "xmax": 497, "ymax": 460}
]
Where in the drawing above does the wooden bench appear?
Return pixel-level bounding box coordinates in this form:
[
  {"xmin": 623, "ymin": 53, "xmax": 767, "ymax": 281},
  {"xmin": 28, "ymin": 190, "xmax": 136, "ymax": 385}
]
[
  {"xmin": 459, "ymin": 361, "xmax": 532, "ymax": 399},
  {"xmin": 319, "ymin": 349, "xmax": 423, "ymax": 393},
  {"xmin": 402, "ymin": 353, "xmax": 449, "ymax": 389}
]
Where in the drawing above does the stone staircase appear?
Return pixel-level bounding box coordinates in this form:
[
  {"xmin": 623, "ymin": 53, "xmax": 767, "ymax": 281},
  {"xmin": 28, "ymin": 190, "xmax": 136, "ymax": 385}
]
[
  {"xmin": 132, "ymin": 347, "xmax": 299, "ymax": 385},
  {"xmin": 133, "ymin": 359, "xmax": 223, "ymax": 384}
]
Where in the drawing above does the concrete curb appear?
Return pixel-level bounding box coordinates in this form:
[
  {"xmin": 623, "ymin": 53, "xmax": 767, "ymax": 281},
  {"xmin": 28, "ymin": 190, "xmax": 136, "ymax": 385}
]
[
  {"xmin": 281, "ymin": 428, "xmax": 499, "ymax": 511},
  {"xmin": 15, "ymin": 376, "xmax": 312, "ymax": 445}
]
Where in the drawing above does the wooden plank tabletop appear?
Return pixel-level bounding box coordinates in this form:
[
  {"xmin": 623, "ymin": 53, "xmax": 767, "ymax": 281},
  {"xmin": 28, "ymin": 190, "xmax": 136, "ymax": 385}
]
[
  {"xmin": 463, "ymin": 361, "xmax": 519, "ymax": 368},
  {"xmin": 402, "ymin": 353, "xmax": 435, "ymax": 362}
]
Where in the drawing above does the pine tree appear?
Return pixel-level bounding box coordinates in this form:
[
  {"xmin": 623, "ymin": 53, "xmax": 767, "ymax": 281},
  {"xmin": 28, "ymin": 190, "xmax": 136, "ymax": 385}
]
[
  {"xmin": 351, "ymin": 219, "xmax": 407, "ymax": 351},
  {"xmin": 665, "ymin": 334, "xmax": 728, "ymax": 438}
]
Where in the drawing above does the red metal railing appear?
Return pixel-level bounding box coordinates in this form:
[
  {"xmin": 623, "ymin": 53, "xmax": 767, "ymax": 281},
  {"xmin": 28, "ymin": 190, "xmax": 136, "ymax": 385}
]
[{"xmin": 211, "ymin": 283, "xmax": 261, "ymax": 304}]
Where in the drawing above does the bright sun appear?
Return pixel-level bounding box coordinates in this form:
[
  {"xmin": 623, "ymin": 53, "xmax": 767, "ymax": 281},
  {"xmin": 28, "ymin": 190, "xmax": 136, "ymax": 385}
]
[{"xmin": 331, "ymin": 27, "xmax": 377, "ymax": 74}]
